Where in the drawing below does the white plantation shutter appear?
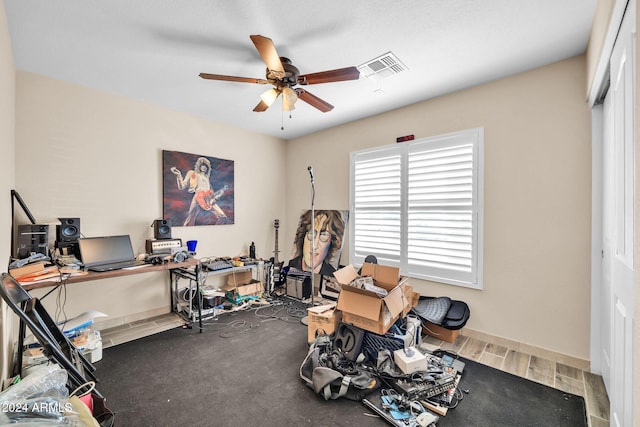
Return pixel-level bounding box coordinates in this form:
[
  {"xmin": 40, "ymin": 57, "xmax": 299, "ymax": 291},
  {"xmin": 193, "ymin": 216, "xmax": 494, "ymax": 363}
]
[
  {"xmin": 351, "ymin": 146, "xmax": 402, "ymax": 263},
  {"xmin": 407, "ymin": 138, "xmax": 477, "ymax": 284},
  {"xmin": 350, "ymin": 128, "xmax": 483, "ymax": 289}
]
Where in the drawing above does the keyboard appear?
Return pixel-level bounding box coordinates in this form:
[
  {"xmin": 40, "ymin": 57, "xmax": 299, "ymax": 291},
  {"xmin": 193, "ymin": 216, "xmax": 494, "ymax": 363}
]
[
  {"xmin": 88, "ymin": 260, "xmax": 146, "ymax": 272},
  {"xmin": 390, "ymin": 372, "xmax": 457, "ymax": 400},
  {"xmin": 203, "ymin": 259, "xmax": 233, "ymax": 271}
]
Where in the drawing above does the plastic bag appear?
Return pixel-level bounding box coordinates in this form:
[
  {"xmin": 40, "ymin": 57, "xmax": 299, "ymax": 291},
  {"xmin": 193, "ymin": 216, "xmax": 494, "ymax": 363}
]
[{"xmin": 0, "ymin": 364, "xmax": 82, "ymax": 425}]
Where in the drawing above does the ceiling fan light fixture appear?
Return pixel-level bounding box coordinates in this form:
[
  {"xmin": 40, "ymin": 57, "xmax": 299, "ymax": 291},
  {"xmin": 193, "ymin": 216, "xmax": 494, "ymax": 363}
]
[
  {"xmin": 260, "ymin": 88, "xmax": 280, "ymax": 106},
  {"xmin": 282, "ymin": 87, "xmax": 298, "ymax": 111}
]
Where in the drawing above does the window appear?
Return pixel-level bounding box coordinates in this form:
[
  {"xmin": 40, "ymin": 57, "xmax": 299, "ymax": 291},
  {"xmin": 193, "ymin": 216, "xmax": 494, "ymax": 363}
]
[{"xmin": 350, "ymin": 128, "xmax": 483, "ymax": 289}]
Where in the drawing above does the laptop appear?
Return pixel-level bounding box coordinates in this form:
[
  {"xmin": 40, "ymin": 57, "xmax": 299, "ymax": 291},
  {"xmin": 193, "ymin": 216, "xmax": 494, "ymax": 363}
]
[{"xmin": 78, "ymin": 235, "xmax": 145, "ymax": 272}]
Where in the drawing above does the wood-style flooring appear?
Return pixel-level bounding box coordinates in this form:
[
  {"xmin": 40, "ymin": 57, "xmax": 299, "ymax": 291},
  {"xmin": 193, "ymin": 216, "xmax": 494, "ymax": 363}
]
[
  {"xmin": 420, "ymin": 332, "xmax": 610, "ymax": 427},
  {"xmin": 100, "ymin": 313, "xmax": 610, "ymax": 427}
]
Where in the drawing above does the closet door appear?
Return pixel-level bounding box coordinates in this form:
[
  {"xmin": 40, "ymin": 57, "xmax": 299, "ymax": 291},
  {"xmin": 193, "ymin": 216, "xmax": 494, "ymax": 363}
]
[{"xmin": 603, "ymin": 0, "xmax": 635, "ymax": 424}]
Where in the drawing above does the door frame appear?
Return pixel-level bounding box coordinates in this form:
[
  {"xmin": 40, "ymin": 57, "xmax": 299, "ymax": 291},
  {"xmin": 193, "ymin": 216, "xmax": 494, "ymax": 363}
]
[
  {"xmin": 591, "ymin": 103, "xmax": 605, "ymax": 375},
  {"xmin": 589, "ymin": 1, "xmax": 637, "ymax": 425},
  {"xmin": 589, "ymin": 0, "xmax": 631, "ymax": 377}
]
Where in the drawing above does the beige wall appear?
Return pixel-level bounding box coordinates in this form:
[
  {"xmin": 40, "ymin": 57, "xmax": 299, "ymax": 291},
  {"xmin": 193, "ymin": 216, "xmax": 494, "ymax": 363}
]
[
  {"xmin": 4, "ymin": 17, "xmax": 592, "ymax": 365},
  {"xmin": 286, "ymin": 56, "xmax": 592, "ymax": 360},
  {"xmin": 14, "ymin": 71, "xmax": 287, "ymax": 326},
  {"xmin": 0, "ymin": 0, "xmax": 16, "ymax": 382},
  {"xmin": 10, "ymin": 57, "xmax": 592, "ymax": 361}
]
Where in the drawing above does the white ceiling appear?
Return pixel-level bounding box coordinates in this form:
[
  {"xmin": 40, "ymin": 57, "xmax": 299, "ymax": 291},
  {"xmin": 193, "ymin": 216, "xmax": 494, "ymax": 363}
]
[{"xmin": 4, "ymin": 0, "xmax": 596, "ymax": 140}]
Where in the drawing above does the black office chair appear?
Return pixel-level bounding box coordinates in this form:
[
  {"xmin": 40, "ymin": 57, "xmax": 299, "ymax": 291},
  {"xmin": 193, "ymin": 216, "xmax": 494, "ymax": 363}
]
[{"xmin": 0, "ymin": 272, "xmax": 102, "ymax": 398}]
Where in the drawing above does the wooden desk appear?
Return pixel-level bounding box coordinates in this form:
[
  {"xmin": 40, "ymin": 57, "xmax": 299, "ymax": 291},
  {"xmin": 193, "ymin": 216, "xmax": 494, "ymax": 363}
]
[
  {"xmin": 20, "ymin": 258, "xmax": 200, "ymax": 291},
  {"xmin": 19, "ymin": 258, "xmax": 203, "ymax": 331}
]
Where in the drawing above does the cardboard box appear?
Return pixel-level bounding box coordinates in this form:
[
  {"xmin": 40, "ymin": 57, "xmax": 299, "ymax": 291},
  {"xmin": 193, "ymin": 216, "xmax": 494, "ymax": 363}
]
[
  {"xmin": 9, "ymin": 261, "xmax": 47, "ymax": 278},
  {"xmin": 222, "ymin": 270, "xmax": 262, "ymax": 303},
  {"xmin": 422, "ymin": 321, "xmax": 461, "ymax": 343},
  {"xmin": 402, "ymin": 281, "xmax": 419, "ymax": 316},
  {"xmin": 335, "ymin": 263, "xmax": 410, "ymax": 335},
  {"xmin": 307, "ymin": 303, "xmax": 342, "ymax": 343}
]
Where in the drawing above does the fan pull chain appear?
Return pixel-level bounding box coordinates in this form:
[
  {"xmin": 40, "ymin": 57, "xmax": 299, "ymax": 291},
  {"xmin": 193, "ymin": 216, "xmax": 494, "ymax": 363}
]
[{"xmin": 280, "ymin": 104, "xmax": 293, "ymax": 131}]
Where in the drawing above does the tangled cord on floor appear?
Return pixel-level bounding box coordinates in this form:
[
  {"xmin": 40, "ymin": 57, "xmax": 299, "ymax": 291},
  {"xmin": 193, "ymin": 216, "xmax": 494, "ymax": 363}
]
[
  {"xmin": 254, "ymin": 300, "xmax": 306, "ymax": 323},
  {"xmin": 197, "ymin": 318, "xmax": 259, "ymax": 337},
  {"xmin": 218, "ymin": 319, "xmax": 259, "ymax": 338},
  {"xmin": 194, "ymin": 297, "xmax": 306, "ymax": 336}
]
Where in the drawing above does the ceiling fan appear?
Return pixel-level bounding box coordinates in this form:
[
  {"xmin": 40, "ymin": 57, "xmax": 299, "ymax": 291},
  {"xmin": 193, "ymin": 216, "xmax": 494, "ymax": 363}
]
[{"xmin": 199, "ymin": 35, "xmax": 360, "ymax": 113}]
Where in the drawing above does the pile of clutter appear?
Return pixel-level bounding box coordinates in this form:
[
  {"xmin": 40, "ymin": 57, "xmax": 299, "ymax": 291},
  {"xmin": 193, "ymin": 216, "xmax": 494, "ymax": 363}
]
[
  {"xmin": 22, "ymin": 310, "xmax": 106, "ymax": 378},
  {"xmin": 176, "ymin": 269, "xmax": 264, "ymax": 322},
  {"xmin": 0, "ymin": 364, "xmax": 112, "ymax": 425},
  {"xmin": 301, "ymin": 262, "xmax": 470, "ymax": 426}
]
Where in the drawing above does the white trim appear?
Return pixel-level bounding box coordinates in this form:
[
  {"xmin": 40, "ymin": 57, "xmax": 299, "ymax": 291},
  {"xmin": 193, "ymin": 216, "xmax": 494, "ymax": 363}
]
[
  {"xmin": 589, "ymin": 2, "xmax": 637, "ymax": 422},
  {"xmin": 589, "ymin": 0, "xmax": 629, "ymax": 376},
  {"xmin": 590, "ymin": 103, "xmax": 604, "ymax": 375},
  {"xmin": 589, "ymin": 0, "xmax": 630, "ymax": 106}
]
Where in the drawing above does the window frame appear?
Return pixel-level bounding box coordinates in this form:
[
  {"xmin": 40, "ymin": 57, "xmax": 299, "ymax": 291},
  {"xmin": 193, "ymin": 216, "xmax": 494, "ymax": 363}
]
[{"xmin": 349, "ymin": 127, "xmax": 484, "ymax": 289}]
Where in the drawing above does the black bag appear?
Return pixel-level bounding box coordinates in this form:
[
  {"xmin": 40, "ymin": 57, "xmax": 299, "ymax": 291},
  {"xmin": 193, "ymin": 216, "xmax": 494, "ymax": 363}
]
[
  {"xmin": 299, "ymin": 335, "xmax": 380, "ymax": 401},
  {"xmin": 441, "ymin": 300, "xmax": 470, "ymax": 330}
]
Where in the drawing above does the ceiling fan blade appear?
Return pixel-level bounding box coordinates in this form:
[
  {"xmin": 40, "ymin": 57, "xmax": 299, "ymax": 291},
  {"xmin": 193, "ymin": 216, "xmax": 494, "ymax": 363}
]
[
  {"xmin": 253, "ymin": 100, "xmax": 270, "ymax": 112},
  {"xmin": 297, "ymin": 66, "xmax": 360, "ymax": 85},
  {"xmin": 295, "ymin": 89, "xmax": 334, "ymax": 112},
  {"xmin": 199, "ymin": 73, "xmax": 269, "ymax": 84},
  {"xmin": 250, "ymin": 35, "xmax": 285, "ymax": 75}
]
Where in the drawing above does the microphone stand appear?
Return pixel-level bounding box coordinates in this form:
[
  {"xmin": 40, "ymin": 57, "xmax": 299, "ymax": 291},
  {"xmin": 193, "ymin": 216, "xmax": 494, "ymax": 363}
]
[
  {"xmin": 301, "ymin": 167, "xmax": 315, "ymax": 326},
  {"xmin": 309, "ymin": 169, "xmax": 315, "ymax": 308}
]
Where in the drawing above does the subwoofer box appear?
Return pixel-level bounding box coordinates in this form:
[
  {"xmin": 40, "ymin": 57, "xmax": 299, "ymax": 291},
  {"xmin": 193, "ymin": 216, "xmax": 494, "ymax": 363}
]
[{"xmin": 333, "ymin": 322, "xmax": 366, "ymax": 361}]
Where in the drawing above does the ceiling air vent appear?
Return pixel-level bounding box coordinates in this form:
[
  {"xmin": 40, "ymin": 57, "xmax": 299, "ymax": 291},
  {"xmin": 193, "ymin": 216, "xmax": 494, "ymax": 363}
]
[{"xmin": 358, "ymin": 52, "xmax": 407, "ymax": 81}]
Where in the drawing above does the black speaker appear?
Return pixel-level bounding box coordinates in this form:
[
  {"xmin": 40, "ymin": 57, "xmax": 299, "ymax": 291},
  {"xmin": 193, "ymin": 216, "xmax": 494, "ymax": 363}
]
[
  {"xmin": 333, "ymin": 322, "xmax": 366, "ymax": 361},
  {"xmin": 56, "ymin": 218, "xmax": 80, "ymax": 242},
  {"xmin": 153, "ymin": 219, "xmax": 172, "ymax": 240}
]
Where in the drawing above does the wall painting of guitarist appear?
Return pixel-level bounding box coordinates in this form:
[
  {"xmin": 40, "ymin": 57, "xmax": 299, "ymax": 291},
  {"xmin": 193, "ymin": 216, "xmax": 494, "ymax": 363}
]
[{"xmin": 162, "ymin": 150, "xmax": 234, "ymax": 226}]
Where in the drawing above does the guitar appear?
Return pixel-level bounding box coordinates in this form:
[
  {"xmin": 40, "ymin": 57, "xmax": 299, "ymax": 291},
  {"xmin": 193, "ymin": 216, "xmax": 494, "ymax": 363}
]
[
  {"xmin": 195, "ymin": 185, "xmax": 228, "ymax": 211},
  {"xmin": 266, "ymin": 219, "xmax": 285, "ymax": 293}
]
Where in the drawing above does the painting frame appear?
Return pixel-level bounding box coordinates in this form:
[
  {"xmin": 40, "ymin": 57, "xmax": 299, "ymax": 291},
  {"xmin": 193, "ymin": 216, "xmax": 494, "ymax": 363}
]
[
  {"xmin": 162, "ymin": 150, "xmax": 235, "ymax": 227},
  {"xmin": 320, "ymin": 274, "xmax": 343, "ymax": 300}
]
